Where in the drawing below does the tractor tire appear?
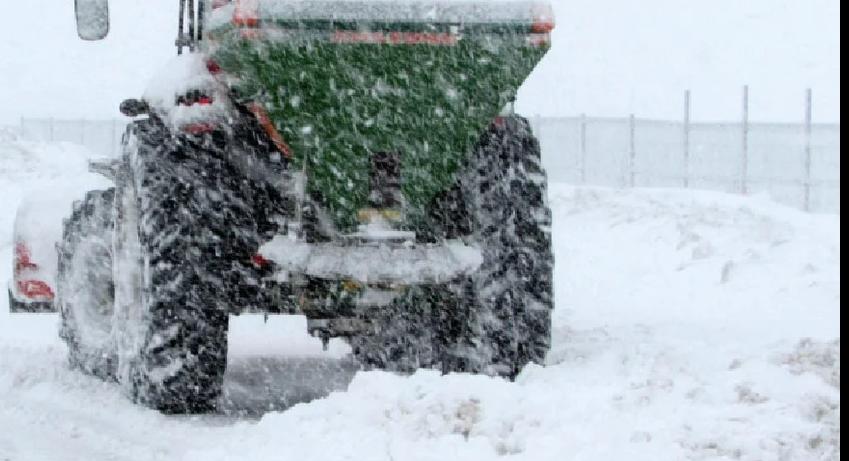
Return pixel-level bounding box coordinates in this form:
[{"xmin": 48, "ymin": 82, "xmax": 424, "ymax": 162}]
[
  {"xmin": 352, "ymin": 116, "xmax": 554, "ymax": 378},
  {"xmin": 57, "ymin": 188, "xmax": 117, "ymax": 380},
  {"xmin": 111, "ymin": 120, "xmax": 274, "ymax": 413},
  {"xmin": 457, "ymin": 115, "xmax": 554, "ymax": 377}
]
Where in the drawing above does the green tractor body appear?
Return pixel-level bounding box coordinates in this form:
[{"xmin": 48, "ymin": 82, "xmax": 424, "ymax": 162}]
[{"xmin": 204, "ymin": 0, "xmax": 552, "ymax": 230}]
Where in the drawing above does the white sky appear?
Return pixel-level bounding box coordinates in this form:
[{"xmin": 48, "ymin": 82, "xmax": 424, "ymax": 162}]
[{"xmin": 0, "ymin": 0, "xmax": 840, "ymax": 125}]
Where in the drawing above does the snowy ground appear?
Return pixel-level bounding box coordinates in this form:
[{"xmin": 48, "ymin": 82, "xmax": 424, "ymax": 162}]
[{"xmin": 0, "ymin": 131, "xmax": 840, "ymax": 461}]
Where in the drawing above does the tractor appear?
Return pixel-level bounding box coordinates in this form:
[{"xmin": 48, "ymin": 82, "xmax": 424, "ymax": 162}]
[{"xmin": 48, "ymin": 0, "xmax": 555, "ymax": 412}]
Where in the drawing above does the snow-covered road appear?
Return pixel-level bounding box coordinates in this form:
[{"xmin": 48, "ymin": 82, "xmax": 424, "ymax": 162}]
[{"xmin": 0, "ymin": 130, "xmax": 840, "ymax": 461}]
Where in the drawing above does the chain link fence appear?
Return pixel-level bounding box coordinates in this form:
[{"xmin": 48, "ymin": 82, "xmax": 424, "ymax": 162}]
[
  {"xmin": 20, "ymin": 118, "xmax": 124, "ymax": 158},
  {"xmin": 530, "ymin": 116, "xmax": 840, "ymax": 213},
  {"xmin": 18, "ymin": 113, "xmax": 840, "ymax": 213}
]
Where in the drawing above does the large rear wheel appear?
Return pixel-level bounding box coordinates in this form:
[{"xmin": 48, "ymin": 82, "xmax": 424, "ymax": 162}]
[
  {"xmin": 111, "ymin": 121, "xmax": 272, "ymax": 412},
  {"xmin": 458, "ymin": 116, "xmax": 554, "ymax": 376},
  {"xmin": 351, "ymin": 116, "xmax": 554, "ymax": 378}
]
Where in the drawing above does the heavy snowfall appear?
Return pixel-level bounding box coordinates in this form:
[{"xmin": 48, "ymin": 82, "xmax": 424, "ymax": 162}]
[{"xmin": 0, "ymin": 127, "xmax": 839, "ymax": 460}]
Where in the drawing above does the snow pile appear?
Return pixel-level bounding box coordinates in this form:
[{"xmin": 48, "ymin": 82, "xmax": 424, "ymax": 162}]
[
  {"xmin": 0, "ymin": 127, "xmax": 97, "ymax": 184},
  {"xmin": 0, "ymin": 126, "xmax": 108, "ymax": 192},
  {"xmin": 0, "ymin": 132, "xmax": 839, "ymax": 461}
]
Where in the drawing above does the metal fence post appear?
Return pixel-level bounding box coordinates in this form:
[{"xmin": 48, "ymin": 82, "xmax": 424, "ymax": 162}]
[
  {"xmin": 629, "ymin": 113, "xmax": 636, "ymax": 187},
  {"xmin": 804, "ymin": 88, "xmax": 813, "ymax": 212},
  {"xmin": 741, "ymin": 85, "xmax": 749, "ymax": 194},
  {"xmin": 683, "ymin": 90, "xmax": 691, "ymax": 188},
  {"xmin": 580, "ymin": 113, "xmax": 587, "ymax": 184}
]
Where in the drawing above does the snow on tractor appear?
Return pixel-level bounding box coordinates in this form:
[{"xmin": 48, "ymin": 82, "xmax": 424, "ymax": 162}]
[{"xmin": 43, "ymin": 0, "xmax": 556, "ymax": 412}]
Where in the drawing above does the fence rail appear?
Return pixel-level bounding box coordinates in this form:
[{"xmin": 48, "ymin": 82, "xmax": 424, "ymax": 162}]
[
  {"xmin": 18, "ymin": 109, "xmax": 841, "ymax": 214},
  {"xmin": 529, "ymin": 115, "xmax": 840, "ymax": 213},
  {"xmin": 20, "ymin": 118, "xmax": 124, "ymax": 158}
]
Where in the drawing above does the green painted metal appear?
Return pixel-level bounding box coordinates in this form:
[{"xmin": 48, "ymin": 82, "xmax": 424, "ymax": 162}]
[{"xmin": 205, "ymin": 9, "xmax": 549, "ymax": 231}]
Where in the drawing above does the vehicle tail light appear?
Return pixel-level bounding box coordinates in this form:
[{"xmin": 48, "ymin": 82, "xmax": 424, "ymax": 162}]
[
  {"xmin": 14, "ymin": 242, "xmax": 37, "ymax": 276},
  {"xmin": 16, "ymin": 280, "xmax": 54, "ymax": 301}
]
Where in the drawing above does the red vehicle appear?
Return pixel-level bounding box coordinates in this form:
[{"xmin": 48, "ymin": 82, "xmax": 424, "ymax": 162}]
[{"xmin": 8, "ymin": 196, "xmax": 64, "ymax": 312}]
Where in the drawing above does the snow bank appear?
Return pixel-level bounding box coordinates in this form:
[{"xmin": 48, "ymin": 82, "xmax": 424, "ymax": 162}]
[{"xmin": 0, "ymin": 134, "xmax": 839, "ymax": 461}]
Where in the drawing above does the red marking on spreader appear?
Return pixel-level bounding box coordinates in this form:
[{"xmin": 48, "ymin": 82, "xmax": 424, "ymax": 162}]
[
  {"xmin": 233, "ymin": 0, "xmax": 259, "ymax": 27},
  {"xmin": 332, "ymin": 31, "xmax": 458, "ymax": 46},
  {"xmin": 527, "ymin": 33, "xmax": 551, "ymax": 47},
  {"xmin": 239, "ymin": 28, "xmax": 262, "ymax": 39},
  {"xmin": 248, "ymin": 102, "xmax": 294, "ymax": 159},
  {"xmin": 182, "ymin": 123, "xmax": 218, "ymax": 134},
  {"xmin": 531, "ymin": 4, "xmax": 556, "ymax": 33}
]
